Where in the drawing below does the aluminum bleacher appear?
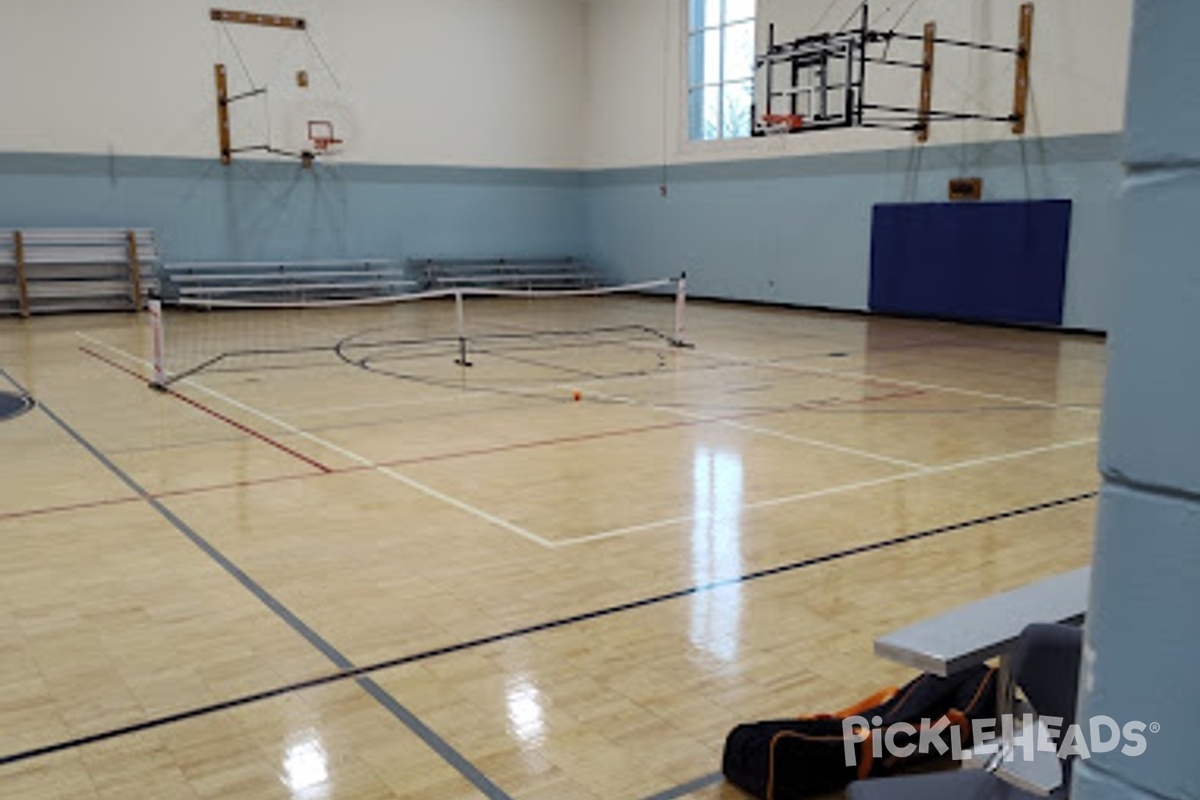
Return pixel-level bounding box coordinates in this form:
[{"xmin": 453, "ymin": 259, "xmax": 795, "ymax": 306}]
[
  {"xmin": 159, "ymin": 259, "xmax": 417, "ymax": 305},
  {"xmin": 0, "ymin": 228, "xmax": 159, "ymax": 315},
  {"xmin": 413, "ymin": 257, "xmax": 604, "ymax": 291}
]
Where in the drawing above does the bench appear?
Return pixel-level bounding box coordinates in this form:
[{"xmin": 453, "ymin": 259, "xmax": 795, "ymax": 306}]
[
  {"xmin": 160, "ymin": 259, "xmax": 417, "ymax": 305},
  {"xmin": 413, "ymin": 257, "xmax": 604, "ymax": 292},
  {"xmin": 873, "ymin": 567, "xmax": 1090, "ymax": 677},
  {"xmin": 0, "ymin": 228, "xmax": 159, "ymax": 315},
  {"xmin": 872, "ymin": 567, "xmax": 1090, "ymax": 796}
]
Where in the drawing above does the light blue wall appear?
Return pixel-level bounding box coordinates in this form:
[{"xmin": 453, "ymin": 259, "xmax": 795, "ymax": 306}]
[
  {"xmin": 0, "ymin": 154, "xmax": 585, "ymax": 263},
  {"xmin": 583, "ymin": 134, "xmax": 1123, "ymax": 332},
  {"xmin": 1, "ymin": 136, "xmax": 1121, "ymax": 331}
]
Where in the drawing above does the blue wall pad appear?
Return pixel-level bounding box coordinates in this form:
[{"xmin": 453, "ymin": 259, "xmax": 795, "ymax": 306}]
[{"xmin": 869, "ymin": 200, "xmax": 1073, "ymax": 326}]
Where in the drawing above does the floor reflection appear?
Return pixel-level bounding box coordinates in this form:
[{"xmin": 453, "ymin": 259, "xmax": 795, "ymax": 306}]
[
  {"xmin": 281, "ymin": 732, "xmax": 330, "ymax": 798},
  {"xmin": 506, "ymin": 674, "xmax": 547, "ymax": 747},
  {"xmin": 690, "ymin": 446, "xmax": 744, "ymax": 664}
]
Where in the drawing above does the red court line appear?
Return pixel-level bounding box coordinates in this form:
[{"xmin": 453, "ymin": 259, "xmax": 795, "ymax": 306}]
[
  {"xmin": 1, "ymin": 388, "xmax": 926, "ymax": 523},
  {"xmin": 376, "ymin": 388, "xmax": 925, "ymax": 466},
  {"xmin": 0, "ymin": 495, "xmax": 142, "ymax": 523},
  {"xmin": 154, "ymin": 470, "xmax": 337, "ymax": 501},
  {"xmin": 80, "ymin": 347, "xmax": 334, "ymax": 474},
  {"xmin": 0, "ymin": 470, "xmax": 330, "ymax": 524},
  {"xmin": 63, "ymin": 347, "xmax": 929, "ymax": 514}
]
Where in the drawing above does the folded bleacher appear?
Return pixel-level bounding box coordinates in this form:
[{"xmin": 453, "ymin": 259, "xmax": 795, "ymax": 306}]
[
  {"xmin": 1, "ymin": 247, "xmax": 606, "ymax": 313},
  {"xmin": 160, "ymin": 259, "xmax": 417, "ymax": 305},
  {"xmin": 414, "ymin": 257, "xmax": 603, "ymax": 292},
  {"xmin": 0, "ymin": 228, "xmax": 159, "ymax": 315}
]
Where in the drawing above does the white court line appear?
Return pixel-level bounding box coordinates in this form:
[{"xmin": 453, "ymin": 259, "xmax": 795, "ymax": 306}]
[
  {"xmin": 78, "ymin": 330, "xmax": 1098, "ymax": 552},
  {"xmin": 556, "ymin": 437, "xmax": 1099, "ymax": 547},
  {"xmin": 578, "ymin": 386, "xmax": 930, "ymax": 471},
  {"xmin": 709, "ymin": 417, "xmax": 928, "ymax": 471},
  {"xmin": 688, "ymin": 348, "xmax": 1102, "ymax": 413},
  {"xmin": 76, "ymin": 332, "xmax": 556, "ymax": 549},
  {"xmin": 279, "ymin": 394, "xmax": 491, "ymax": 417}
]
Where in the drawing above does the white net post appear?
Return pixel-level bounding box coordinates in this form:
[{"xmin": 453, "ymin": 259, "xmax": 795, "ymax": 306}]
[
  {"xmin": 672, "ymin": 272, "xmax": 690, "ymax": 347},
  {"xmin": 454, "ymin": 289, "xmax": 472, "ymax": 367},
  {"xmin": 148, "ymin": 297, "xmax": 168, "ymax": 390}
]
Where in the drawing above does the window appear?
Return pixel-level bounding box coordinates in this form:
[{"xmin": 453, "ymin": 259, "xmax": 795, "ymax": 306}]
[{"xmin": 688, "ymin": 0, "xmax": 756, "ymax": 141}]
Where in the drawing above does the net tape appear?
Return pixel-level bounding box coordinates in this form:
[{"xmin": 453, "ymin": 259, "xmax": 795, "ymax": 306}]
[{"xmin": 174, "ymin": 278, "xmax": 676, "ymax": 309}]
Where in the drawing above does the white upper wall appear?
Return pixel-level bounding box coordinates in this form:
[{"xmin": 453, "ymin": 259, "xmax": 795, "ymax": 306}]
[
  {"xmin": 0, "ymin": 0, "xmax": 1132, "ymax": 170},
  {"xmin": 582, "ymin": 0, "xmax": 680, "ymax": 170},
  {"xmin": 0, "ymin": 0, "xmax": 586, "ymax": 169},
  {"xmin": 583, "ymin": 0, "xmax": 1133, "ymax": 169}
]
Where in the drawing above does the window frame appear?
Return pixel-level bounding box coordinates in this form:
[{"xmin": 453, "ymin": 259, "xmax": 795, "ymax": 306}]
[{"xmin": 687, "ymin": 0, "xmax": 756, "ymax": 142}]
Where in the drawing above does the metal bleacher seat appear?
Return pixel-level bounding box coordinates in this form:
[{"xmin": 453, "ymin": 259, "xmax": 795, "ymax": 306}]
[
  {"xmin": 849, "ymin": 623, "xmax": 1084, "ymax": 799},
  {"xmin": 413, "ymin": 257, "xmax": 604, "ymax": 292},
  {"xmin": 874, "ymin": 568, "xmax": 1089, "ymax": 678},
  {"xmin": 159, "ymin": 259, "xmax": 417, "ymax": 304},
  {"xmin": 863, "ymin": 570, "xmax": 1090, "ymax": 798}
]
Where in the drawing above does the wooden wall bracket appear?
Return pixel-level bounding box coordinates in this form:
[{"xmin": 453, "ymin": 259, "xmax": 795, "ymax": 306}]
[
  {"xmin": 1012, "ymin": 3, "xmax": 1035, "ymax": 135},
  {"xmin": 12, "ymin": 231, "xmax": 29, "ymax": 318},
  {"xmin": 214, "ymin": 64, "xmax": 232, "ymax": 165},
  {"xmin": 917, "ymin": 22, "xmax": 937, "ymax": 143},
  {"xmin": 126, "ymin": 230, "xmax": 143, "ymax": 310}
]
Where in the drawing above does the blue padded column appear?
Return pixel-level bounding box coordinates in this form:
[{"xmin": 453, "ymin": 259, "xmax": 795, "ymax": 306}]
[{"xmin": 1074, "ymin": 3, "xmax": 1200, "ymax": 799}]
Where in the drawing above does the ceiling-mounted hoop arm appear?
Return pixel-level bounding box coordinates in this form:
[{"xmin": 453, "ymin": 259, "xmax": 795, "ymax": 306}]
[
  {"xmin": 212, "ymin": 7, "xmax": 315, "ymax": 167},
  {"xmin": 866, "ymin": 105, "xmax": 1016, "ymax": 123},
  {"xmin": 882, "ymin": 31, "xmax": 1020, "ymax": 55},
  {"xmin": 215, "ymin": 66, "xmax": 293, "ymax": 166}
]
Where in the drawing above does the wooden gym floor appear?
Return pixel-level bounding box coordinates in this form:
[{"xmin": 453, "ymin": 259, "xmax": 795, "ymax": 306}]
[{"xmin": 0, "ymin": 297, "xmax": 1102, "ymax": 799}]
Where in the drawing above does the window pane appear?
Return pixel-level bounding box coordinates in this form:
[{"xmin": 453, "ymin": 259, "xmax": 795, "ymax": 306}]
[
  {"xmin": 725, "ymin": 0, "xmax": 755, "ymax": 24},
  {"xmin": 688, "ymin": 0, "xmax": 707, "ymax": 31},
  {"xmin": 723, "ymin": 80, "xmax": 753, "ymax": 138},
  {"xmin": 688, "ymin": 32, "xmax": 705, "ymax": 87},
  {"xmin": 703, "ymin": 28, "xmax": 722, "ymax": 84},
  {"xmin": 705, "ymin": 0, "xmax": 723, "ymax": 29},
  {"xmin": 703, "ymin": 85, "xmax": 722, "ymax": 140},
  {"xmin": 689, "ymin": 85, "xmax": 723, "ymax": 141},
  {"xmin": 688, "ymin": 88, "xmax": 705, "ymax": 140},
  {"xmin": 723, "ymin": 21, "xmax": 755, "ymax": 82}
]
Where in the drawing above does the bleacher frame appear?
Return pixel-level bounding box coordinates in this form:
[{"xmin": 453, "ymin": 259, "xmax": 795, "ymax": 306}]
[{"xmin": 0, "ymin": 229, "xmax": 159, "ymax": 316}]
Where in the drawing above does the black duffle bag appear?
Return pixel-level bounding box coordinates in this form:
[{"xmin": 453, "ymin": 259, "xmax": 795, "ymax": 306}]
[{"xmin": 722, "ymin": 664, "xmax": 997, "ymax": 800}]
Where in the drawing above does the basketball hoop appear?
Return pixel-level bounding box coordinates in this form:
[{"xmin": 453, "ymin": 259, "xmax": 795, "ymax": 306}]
[
  {"xmin": 758, "ymin": 114, "xmax": 805, "ymax": 135},
  {"xmin": 307, "ymin": 120, "xmax": 344, "ymax": 153}
]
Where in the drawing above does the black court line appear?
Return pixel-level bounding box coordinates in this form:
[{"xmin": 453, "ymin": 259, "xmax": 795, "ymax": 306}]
[
  {"xmin": 79, "ymin": 346, "xmax": 335, "ymax": 474},
  {"xmin": 0, "ymin": 455, "xmax": 1097, "ymax": 772},
  {"xmin": 6, "ymin": 371, "xmax": 511, "ymax": 800},
  {"xmin": 0, "ymin": 369, "xmax": 33, "ymax": 401},
  {"xmin": 638, "ymin": 772, "xmax": 723, "ymax": 800}
]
